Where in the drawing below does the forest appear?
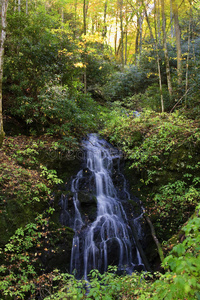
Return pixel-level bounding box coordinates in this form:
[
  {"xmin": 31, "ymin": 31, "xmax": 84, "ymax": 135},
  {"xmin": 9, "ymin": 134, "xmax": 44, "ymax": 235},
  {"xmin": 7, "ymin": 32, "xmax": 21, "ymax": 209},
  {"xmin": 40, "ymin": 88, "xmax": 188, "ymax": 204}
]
[{"xmin": 0, "ymin": 0, "xmax": 200, "ymax": 299}]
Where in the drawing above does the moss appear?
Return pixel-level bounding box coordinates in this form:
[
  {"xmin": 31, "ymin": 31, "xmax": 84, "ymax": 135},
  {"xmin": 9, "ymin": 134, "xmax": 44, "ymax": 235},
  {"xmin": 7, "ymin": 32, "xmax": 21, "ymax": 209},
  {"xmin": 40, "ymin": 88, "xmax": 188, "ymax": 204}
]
[
  {"xmin": 43, "ymin": 222, "xmax": 74, "ymax": 272},
  {"xmin": 128, "ymin": 199, "xmax": 141, "ymax": 215},
  {"xmin": 0, "ymin": 136, "xmax": 81, "ymax": 252}
]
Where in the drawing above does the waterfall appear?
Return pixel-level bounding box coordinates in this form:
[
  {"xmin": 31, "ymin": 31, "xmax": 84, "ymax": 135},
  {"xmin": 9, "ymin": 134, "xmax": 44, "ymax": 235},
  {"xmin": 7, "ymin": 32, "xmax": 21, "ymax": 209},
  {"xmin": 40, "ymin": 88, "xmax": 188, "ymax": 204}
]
[{"xmin": 60, "ymin": 134, "xmax": 144, "ymax": 278}]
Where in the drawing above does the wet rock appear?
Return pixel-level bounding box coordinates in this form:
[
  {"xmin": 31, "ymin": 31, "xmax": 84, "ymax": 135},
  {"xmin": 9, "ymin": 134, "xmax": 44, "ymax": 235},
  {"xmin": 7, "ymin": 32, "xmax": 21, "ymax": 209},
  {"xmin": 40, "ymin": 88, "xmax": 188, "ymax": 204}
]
[{"xmin": 78, "ymin": 192, "xmax": 97, "ymax": 205}]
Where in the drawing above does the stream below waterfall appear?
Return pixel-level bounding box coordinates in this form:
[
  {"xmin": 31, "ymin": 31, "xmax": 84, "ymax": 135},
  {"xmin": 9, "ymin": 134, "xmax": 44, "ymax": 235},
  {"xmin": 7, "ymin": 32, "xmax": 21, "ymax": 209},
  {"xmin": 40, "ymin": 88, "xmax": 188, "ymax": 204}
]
[{"xmin": 59, "ymin": 134, "xmax": 145, "ymax": 278}]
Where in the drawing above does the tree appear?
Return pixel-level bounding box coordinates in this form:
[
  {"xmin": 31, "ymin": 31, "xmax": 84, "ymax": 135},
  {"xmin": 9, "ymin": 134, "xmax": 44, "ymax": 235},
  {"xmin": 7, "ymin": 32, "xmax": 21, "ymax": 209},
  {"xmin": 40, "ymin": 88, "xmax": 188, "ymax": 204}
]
[
  {"xmin": 119, "ymin": 0, "xmax": 124, "ymax": 67},
  {"xmin": 102, "ymin": 0, "xmax": 108, "ymax": 37},
  {"xmin": 172, "ymin": 0, "xmax": 182, "ymax": 86},
  {"xmin": 0, "ymin": 0, "xmax": 8, "ymax": 147},
  {"xmin": 161, "ymin": 0, "xmax": 173, "ymax": 97},
  {"xmin": 83, "ymin": 0, "xmax": 89, "ymax": 35},
  {"xmin": 143, "ymin": 0, "xmax": 164, "ymax": 112}
]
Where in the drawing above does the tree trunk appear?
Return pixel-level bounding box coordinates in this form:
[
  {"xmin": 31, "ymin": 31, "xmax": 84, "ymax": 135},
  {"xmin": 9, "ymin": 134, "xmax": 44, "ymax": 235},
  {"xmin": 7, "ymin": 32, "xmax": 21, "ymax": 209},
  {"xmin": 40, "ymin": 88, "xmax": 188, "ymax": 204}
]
[
  {"xmin": 119, "ymin": 0, "xmax": 124, "ymax": 68},
  {"xmin": 83, "ymin": 0, "xmax": 87, "ymax": 35},
  {"xmin": 135, "ymin": 8, "xmax": 143, "ymax": 65},
  {"xmin": 185, "ymin": 12, "xmax": 191, "ymax": 106},
  {"xmin": 139, "ymin": 13, "xmax": 143, "ymax": 57},
  {"xmin": 0, "ymin": 0, "xmax": 8, "ymax": 147},
  {"xmin": 172, "ymin": 0, "xmax": 182, "ymax": 85},
  {"xmin": 161, "ymin": 0, "xmax": 173, "ymax": 97},
  {"xmin": 129, "ymin": 221, "xmax": 152, "ymax": 272},
  {"xmin": 102, "ymin": 1, "xmax": 107, "ymax": 37},
  {"xmin": 124, "ymin": 2, "xmax": 129, "ymax": 65},
  {"xmin": 125, "ymin": 29, "xmax": 127, "ymax": 65},
  {"xmin": 135, "ymin": 17, "xmax": 139, "ymax": 59},
  {"xmin": 114, "ymin": 12, "xmax": 118, "ymax": 55},
  {"xmin": 157, "ymin": 0, "xmax": 161, "ymax": 42},
  {"xmin": 143, "ymin": 208, "xmax": 164, "ymax": 263},
  {"xmin": 143, "ymin": 0, "xmax": 164, "ymax": 112},
  {"xmin": 83, "ymin": 68, "xmax": 87, "ymax": 94},
  {"xmin": 170, "ymin": 0, "xmax": 174, "ymax": 37},
  {"xmin": 83, "ymin": 0, "xmax": 89, "ymax": 93},
  {"xmin": 61, "ymin": 7, "xmax": 64, "ymax": 28},
  {"xmin": 73, "ymin": 0, "xmax": 78, "ymax": 39},
  {"xmin": 18, "ymin": 0, "xmax": 20, "ymax": 12}
]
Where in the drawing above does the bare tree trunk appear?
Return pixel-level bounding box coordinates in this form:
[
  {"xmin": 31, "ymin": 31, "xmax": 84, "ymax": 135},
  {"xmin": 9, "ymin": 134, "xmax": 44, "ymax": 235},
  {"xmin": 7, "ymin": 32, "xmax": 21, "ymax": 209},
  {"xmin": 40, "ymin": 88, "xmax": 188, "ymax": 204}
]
[
  {"xmin": 83, "ymin": 0, "xmax": 87, "ymax": 35},
  {"xmin": 84, "ymin": 68, "xmax": 87, "ymax": 94},
  {"xmin": 139, "ymin": 13, "xmax": 143, "ymax": 56},
  {"xmin": 0, "ymin": 0, "xmax": 8, "ymax": 147},
  {"xmin": 172, "ymin": 0, "xmax": 182, "ymax": 85},
  {"xmin": 157, "ymin": 0, "xmax": 161, "ymax": 42},
  {"xmin": 125, "ymin": 29, "xmax": 128, "ymax": 65},
  {"xmin": 142, "ymin": 207, "xmax": 164, "ymax": 263},
  {"xmin": 124, "ymin": 2, "xmax": 128, "ymax": 65},
  {"xmin": 18, "ymin": 0, "xmax": 20, "ymax": 12},
  {"xmin": 135, "ymin": 1, "xmax": 143, "ymax": 65},
  {"xmin": 161, "ymin": 0, "xmax": 173, "ymax": 97},
  {"xmin": 170, "ymin": 0, "xmax": 174, "ymax": 37},
  {"xmin": 83, "ymin": 0, "xmax": 89, "ymax": 93},
  {"xmin": 114, "ymin": 12, "xmax": 118, "ymax": 55},
  {"xmin": 102, "ymin": 0, "xmax": 107, "ymax": 37},
  {"xmin": 73, "ymin": 0, "xmax": 78, "ymax": 39},
  {"xmin": 61, "ymin": 7, "xmax": 64, "ymax": 28},
  {"xmin": 26, "ymin": 0, "xmax": 28, "ymax": 14},
  {"xmin": 143, "ymin": 0, "xmax": 164, "ymax": 112},
  {"xmin": 119, "ymin": 0, "xmax": 124, "ymax": 68},
  {"xmin": 135, "ymin": 17, "xmax": 139, "ymax": 59},
  {"xmin": 185, "ymin": 13, "xmax": 191, "ymax": 106}
]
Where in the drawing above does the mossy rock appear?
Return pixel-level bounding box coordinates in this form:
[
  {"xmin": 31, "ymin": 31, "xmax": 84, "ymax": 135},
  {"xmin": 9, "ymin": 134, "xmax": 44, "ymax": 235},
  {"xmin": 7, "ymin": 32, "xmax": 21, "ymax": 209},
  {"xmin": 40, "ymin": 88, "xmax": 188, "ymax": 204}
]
[
  {"xmin": 78, "ymin": 191, "xmax": 97, "ymax": 205},
  {"xmin": 128, "ymin": 199, "xmax": 141, "ymax": 215},
  {"xmin": 40, "ymin": 224, "xmax": 74, "ymax": 273},
  {"xmin": 38, "ymin": 149, "xmax": 81, "ymax": 182}
]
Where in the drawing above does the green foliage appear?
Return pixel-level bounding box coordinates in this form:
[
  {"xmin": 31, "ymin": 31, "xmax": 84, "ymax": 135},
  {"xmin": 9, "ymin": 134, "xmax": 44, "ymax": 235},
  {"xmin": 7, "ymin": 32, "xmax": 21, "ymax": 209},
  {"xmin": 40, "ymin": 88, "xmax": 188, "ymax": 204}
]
[
  {"xmin": 40, "ymin": 165, "xmax": 63, "ymax": 186},
  {"xmin": 38, "ymin": 205, "xmax": 200, "ymax": 300},
  {"xmin": 102, "ymin": 65, "xmax": 147, "ymax": 102},
  {"xmin": 0, "ymin": 217, "xmax": 44, "ymax": 299},
  {"xmin": 3, "ymin": 8, "xmax": 111, "ymax": 140},
  {"xmin": 101, "ymin": 110, "xmax": 200, "ymax": 239}
]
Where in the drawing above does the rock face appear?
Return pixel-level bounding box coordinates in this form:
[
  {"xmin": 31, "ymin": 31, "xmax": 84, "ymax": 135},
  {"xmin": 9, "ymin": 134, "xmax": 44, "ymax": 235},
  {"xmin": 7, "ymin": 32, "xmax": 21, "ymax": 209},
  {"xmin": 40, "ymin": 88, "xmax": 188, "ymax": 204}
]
[
  {"xmin": 59, "ymin": 134, "xmax": 147, "ymax": 278},
  {"xmin": 123, "ymin": 141, "xmax": 200, "ymax": 270}
]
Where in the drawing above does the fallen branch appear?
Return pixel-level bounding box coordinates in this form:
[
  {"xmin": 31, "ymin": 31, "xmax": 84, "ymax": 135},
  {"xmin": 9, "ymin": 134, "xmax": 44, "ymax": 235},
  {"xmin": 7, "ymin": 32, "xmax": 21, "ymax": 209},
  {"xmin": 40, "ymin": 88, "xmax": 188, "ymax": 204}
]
[
  {"xmin": 142, "ymin": 207, "xmax": 164, "ymax": 263},
  {"xmin": 170, "ymin": 88, "xmax": 191, "ymax": 113},
  {"xmin": 129, "ymin": 221, "xmax": 152, "ymax": 272}
]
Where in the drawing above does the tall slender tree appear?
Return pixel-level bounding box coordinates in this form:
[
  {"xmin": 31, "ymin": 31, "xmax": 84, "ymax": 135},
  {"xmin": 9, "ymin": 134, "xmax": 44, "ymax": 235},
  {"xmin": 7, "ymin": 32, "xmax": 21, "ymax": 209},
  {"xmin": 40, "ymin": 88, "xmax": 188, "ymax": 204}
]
[
  {"xmin": 0, "ymin": 0, "xmax": 8, "ymax": 147},
  {"xmin": 172, "ymin": 0, "xmax": 182, "ymax": 85},
  {"xmin": 119, "ymin": 0, "xmax": 124, "ymax": 67},
  {"xmin": 161, "ymin": 0, "xmax": 173, "ymax": 97},
  {"xmin": 143, "ymin": 0, "xmax": 164, "ymax": 112},
  {"xmin": 185, "ymin": 4, "xmax": 192, "ymax": 106},
  {"xmin": 102, "ymin": 0, "xmax": 107, "ymax": 37},
  {"xmin": 83, "ymin": 0, "xmax": 89, "ymax": 35},
  {"xmin": 135, "ymin": 0, "xmax": 144, "ymax": 65}
]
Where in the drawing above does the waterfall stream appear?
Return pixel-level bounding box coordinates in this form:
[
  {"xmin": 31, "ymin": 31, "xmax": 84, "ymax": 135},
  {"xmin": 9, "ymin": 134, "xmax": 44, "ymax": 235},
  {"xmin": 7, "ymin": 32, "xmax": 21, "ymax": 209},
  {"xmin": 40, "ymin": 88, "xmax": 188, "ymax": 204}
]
[{"xmin": 60, "ymin": 134, "xmax": 144, "ymax": 278}]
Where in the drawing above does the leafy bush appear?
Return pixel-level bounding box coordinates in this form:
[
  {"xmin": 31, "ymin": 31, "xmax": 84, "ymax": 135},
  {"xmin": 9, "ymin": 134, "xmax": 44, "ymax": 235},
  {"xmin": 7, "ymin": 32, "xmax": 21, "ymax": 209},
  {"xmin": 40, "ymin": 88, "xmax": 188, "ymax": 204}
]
[
  {"xmin": 102, "ymin": 65, "xmax": 147, "ymax": 101},
  {"xmin": 9, "ymin": 83, "xmax": 102, "ymax": 141},
  {"xmin": 101, "ymin": 110, "xmax": 200, "ymax": 239}
]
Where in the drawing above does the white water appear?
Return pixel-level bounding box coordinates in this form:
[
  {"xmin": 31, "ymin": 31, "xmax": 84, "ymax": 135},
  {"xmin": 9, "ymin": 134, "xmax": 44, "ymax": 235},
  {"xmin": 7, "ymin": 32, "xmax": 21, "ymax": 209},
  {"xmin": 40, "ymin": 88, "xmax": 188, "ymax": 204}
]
[{"xmin": 66, "ymin": 134, "xmax": 143, "ymax": 278}]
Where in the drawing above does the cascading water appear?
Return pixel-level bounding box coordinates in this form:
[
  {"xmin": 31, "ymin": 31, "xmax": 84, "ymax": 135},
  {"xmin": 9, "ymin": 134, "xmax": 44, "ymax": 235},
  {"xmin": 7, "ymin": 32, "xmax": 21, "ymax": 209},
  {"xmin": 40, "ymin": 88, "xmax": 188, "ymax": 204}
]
[{"xmin": 60, "ymin": 134, "xmax": 144, "ymax": 278}]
